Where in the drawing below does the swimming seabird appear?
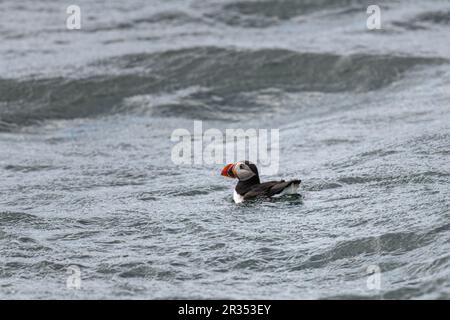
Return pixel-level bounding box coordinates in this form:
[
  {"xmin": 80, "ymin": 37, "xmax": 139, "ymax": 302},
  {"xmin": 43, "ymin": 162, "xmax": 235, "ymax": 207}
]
[{"xmin": 221, "ymin": 160, "xmax": 301, "ymax": 203}]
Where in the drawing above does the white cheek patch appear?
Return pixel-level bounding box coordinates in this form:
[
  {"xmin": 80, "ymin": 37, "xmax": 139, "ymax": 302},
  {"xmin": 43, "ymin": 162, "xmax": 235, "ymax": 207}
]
[
  {"xmin": 236, "ymin": 170, "xmax": 255, "ymax": 181},
  {"xmin": 233, "ymin": 190, "xmax": 245, "ymax": 203}
]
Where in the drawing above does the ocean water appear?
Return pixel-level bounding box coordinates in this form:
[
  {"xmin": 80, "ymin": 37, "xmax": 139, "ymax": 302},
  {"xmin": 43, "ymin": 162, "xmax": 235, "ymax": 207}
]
[{"xmin": 0, "ymin": 0, "xmax": 449, "ymax": 299}]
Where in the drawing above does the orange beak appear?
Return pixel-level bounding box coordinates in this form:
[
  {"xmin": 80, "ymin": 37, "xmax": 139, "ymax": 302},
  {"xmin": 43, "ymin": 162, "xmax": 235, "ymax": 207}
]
[{"xmin": 221, "ymin": 163, "xmax": 236, "ymax": 178}]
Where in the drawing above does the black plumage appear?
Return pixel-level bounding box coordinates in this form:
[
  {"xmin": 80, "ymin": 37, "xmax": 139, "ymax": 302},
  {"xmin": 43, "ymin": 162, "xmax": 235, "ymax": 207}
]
[
  {"xmin": 233, "ymin": 161, "xmax": 301, "ymax": 200},
  {"xmin": 236, "ymin": 177, "xmax": 301, "ymax": 200}
]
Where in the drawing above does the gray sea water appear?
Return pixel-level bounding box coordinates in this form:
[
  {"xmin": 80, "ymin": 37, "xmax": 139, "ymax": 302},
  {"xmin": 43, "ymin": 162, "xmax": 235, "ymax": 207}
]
[{"xmin": 1, "ymin": 0, "xmax": 450, "ymax": 299}]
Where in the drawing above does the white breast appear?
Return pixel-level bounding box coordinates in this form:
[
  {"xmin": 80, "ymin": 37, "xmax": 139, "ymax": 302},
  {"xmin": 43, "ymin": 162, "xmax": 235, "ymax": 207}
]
[{"xmin": 233, "ymin": 190, "xmax": 245, "ymax": 204}]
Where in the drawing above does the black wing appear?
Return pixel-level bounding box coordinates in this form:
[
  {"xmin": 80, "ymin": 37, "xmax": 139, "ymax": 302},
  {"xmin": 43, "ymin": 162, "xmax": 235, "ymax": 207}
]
[{"xmin": 243, "ymin": 180, "xmax": 300, "ymax": 200}]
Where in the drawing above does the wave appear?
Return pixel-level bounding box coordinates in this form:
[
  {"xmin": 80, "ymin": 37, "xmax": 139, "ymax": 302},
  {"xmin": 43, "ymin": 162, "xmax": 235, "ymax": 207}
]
[
  {"xmin": 85, "ymin": 10, "xmax": 200, "ymax": 33},
  {"xmin": 0, "ymin": 211, "xmax": 40, "ymax": 224},
  {"xmin": 416, "ymin": 10, "xmax": 450, "ymax": 25},
  {"xmin": 293, "ymin": 224, "xmax": 450, "ymax": 271},
  {"xmin": 0, "ymin": 47, "xmax": 446, "ymax": 130},
  {"xmin": 211, "ymin": 0, "xmax": 378, "ymax": 27},
  {"xmin": 393, "ymin": 9, "xmax": 450, "ymax": 30}
]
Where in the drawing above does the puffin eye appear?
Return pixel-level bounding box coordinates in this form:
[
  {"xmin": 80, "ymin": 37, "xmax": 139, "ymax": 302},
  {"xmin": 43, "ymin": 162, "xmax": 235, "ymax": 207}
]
[{"xmin": 239, "ymin": 164, "xmax": 244, "ymax": 169}]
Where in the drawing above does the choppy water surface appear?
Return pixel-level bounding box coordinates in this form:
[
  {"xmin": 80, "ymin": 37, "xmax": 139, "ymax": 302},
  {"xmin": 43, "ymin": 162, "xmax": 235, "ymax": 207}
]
[{"xmin": 0, "ymin": 0, "xmax": 449, "ymax": 299}]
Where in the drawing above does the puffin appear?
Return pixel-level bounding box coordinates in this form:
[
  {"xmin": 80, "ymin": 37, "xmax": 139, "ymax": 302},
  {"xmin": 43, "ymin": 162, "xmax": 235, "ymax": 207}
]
[{"xmin": 221, "ymin": 160, "xmax": 301, "ymax": 203}]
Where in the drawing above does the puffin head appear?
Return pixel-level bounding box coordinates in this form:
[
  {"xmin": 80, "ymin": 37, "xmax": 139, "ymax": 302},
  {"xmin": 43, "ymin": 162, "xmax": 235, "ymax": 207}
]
[{"xmin": 221, "ymin": 160, "xmax": 259, "ymax": 182}]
